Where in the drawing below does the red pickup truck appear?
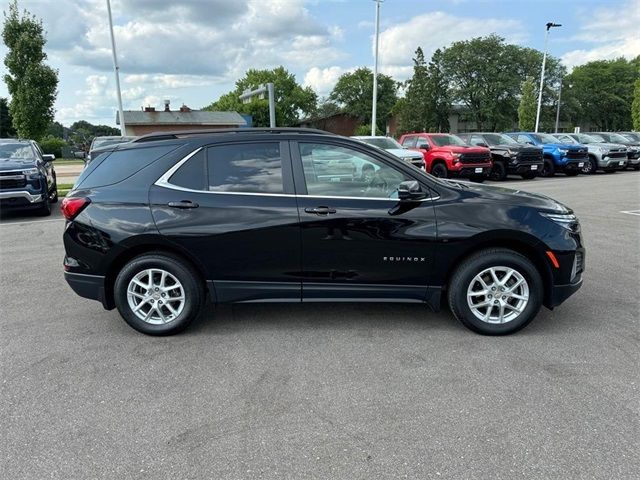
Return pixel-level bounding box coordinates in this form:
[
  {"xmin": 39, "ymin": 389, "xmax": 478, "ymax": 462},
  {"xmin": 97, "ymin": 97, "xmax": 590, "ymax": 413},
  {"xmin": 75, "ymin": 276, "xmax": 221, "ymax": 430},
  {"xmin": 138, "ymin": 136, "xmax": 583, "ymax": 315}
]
[{"xmin": 399, "ymin": 133, "xmax": 492, "ymax": 181}]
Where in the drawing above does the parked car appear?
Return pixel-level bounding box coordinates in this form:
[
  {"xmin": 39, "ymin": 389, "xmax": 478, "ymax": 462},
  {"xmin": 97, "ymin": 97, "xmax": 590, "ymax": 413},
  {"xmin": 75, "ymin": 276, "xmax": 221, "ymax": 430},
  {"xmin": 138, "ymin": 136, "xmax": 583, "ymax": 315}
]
[
  {"xmin": 399, "ymin": 133, "xmax": 492, "ymax": 181},
  {"xmin": 351, "ymin": 136, "xmax": 426, "ymax": 171},
  {"xmin": 457, "ymin": 132, "xmax": 543, "ymax": 181},
  {"xmin": 589, "ymin": 132, "xmax": 640, "ymax": 170},
  {"xmin": 505, "ymin": 132, "xmax": 587, "ymax": 177},
  {"xmin": 86, "ymin": 136, "xmax": 136, "ymax": 164},
  {"xmin": 62, "ymin": 128, "xmax": 584, "ymax": 336},
  {"xmin": 0, "ymin": 139, "xmax": 58, "ymax": 216},
  {"xmin": 554, "ymin": 133, "xmax": 628, "ymax": 174},
  {"xmin": 618, "ymin": 132, "xmax": 640, "ymax": 143}
]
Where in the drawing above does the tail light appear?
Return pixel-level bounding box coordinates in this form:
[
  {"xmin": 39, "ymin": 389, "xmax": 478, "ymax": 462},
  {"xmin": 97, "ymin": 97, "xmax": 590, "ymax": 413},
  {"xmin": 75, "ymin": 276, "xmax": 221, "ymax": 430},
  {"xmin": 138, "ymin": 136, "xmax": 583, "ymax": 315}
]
[{"xmin": 61, "ymin": 197, "xmax": 91, "ymax": 220}]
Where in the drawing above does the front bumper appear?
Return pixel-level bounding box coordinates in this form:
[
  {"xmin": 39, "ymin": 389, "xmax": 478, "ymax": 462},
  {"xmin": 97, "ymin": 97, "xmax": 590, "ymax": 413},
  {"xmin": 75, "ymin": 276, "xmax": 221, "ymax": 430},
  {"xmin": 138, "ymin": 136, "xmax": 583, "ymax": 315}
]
[
  {"xmin": 560, "ymin": 159, "xmax": 587, "ymax": 172},
  {"xmin": 548, "ymin": 277, "xmax": 583, "ymax": 308},
  {"xmin": 510, "ymin": 162, "xmax": 543, "ymax": 174},
  {"xmin": 64, "ymin": 271, "xmax": 112, "ymax": 310},
  {"xmin": 452, "ymin": 164, "xmax": 491, "ymax": 177},
  {"xmin": 0, "ymin": 190, "xmax": 45, "ymax": 209},
  {"xmin": 599, "ymin": 156, "xmax": 628, "ymax": 169}
]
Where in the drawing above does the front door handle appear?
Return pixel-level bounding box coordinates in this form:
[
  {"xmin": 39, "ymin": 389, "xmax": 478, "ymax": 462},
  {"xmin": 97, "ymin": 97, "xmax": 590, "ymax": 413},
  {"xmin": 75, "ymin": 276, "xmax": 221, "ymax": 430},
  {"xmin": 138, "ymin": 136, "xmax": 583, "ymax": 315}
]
[
  {"xmin": 168, "ymin": 200, "xmax": 199, "ymax": 209},
  {"xmin": 304, "ymin": 206, "xmax": 336, "ymax": 215}
]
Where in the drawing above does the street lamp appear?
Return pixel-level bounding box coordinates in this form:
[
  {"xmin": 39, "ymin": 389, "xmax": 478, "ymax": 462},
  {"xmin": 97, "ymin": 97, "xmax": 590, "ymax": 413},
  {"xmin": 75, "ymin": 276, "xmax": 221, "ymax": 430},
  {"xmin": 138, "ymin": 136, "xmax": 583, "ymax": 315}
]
[
  {"xmin": 371, "ymin": 0, "xmax": 384, "ymax": 136},
  {"xmin": 106, "ymin": 0, "xmax": 126, "ymax": 136},
  {"xmin": 535, "ymin": 22, "xmax": 561, "ymax": 133},
  {"xmin": 239, "ymin": 83, "xmax": 276, "ymax": 128},
  {"xmin": 554, "ymin": 81, "xmax": 572, "ymax": 133}
]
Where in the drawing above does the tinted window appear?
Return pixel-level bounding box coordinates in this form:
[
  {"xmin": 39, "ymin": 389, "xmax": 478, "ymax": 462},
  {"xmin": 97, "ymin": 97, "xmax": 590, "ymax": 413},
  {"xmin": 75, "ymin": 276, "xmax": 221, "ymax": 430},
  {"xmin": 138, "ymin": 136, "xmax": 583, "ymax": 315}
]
[
  {"xmin": 0, "ymin": 143, "xmax": 36, "ymax": 159},
  {"xmin": 430, "ymin": 135, "xmax": 466, "ymax": 147},
  {"xmin": 401, "ymin": 136, "xmax": 416, "ymax": 147},
  {"xmin": 299, "ymin": 143, "xmax": 411, "ymax": 199},
  {"xmin": 77, "ymin": 145, "xmax": 179, "ymax": 189},
  {"xmin": 207, "ymin": 142, "xmax": 283, "ymax": 193},
  {"xmin": 169, "ymin": 149, "xmax": 207, "ymax": 190},
  {"xmin": 470, "ymin": 135, "xmax": 485, "ymax": 146},
  {"xmin": 517, "ymin": 134, "xmax": 531, "ymax": 144}
]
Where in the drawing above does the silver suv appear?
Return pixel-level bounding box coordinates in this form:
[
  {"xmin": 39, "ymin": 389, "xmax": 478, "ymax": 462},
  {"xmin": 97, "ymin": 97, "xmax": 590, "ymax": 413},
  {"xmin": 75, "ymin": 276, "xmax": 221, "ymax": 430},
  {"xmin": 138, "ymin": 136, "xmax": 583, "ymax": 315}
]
[{"xmin": 555, "ymin": 133, "xmax": 628, "ymax": 174}]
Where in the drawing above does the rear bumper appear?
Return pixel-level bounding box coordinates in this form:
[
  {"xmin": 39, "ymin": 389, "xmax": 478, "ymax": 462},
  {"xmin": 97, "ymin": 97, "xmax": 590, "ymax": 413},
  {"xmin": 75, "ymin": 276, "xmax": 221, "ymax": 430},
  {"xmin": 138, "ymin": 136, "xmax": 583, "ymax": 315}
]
[{"xmin": 64, "ymin": 271, "xmax": 113, "ymax": 310}]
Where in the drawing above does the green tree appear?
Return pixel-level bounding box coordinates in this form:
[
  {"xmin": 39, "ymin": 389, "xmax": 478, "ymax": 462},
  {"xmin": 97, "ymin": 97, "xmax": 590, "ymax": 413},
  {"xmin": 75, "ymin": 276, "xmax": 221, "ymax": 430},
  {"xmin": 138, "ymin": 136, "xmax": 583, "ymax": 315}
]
[
  {"xmin": 632, "ymin": 78, "xmax": 640, "ymax": 131},
  {"xmin": 397, "ymin": 47, "xmax": 429, "ymax": 133},
  {"xmin": 564, "ymin": 57, "xmax": 638, "ymax": 131},
  {"xmin": 439, "ymin": 35, "xmax": 564, "ymax": 131},
  {"xmin": 329, "ymin": 67, "xmax": 398, "ymax": 131},
  {"xmin": 204, "ymin": 66, "xmax": 317, "ymax": 127},
  {"xmin": 39, "ymin": 134, "xmax": 67, "ymax": 157},
  {"xmin": 0, "ymin": 97, "xmax": 16, "ymax": 137},
  {"xmin": 45, "ymin": 120, "xmax": 64, "ymax": 138},
  {"xmin": 2, "ymin": 0, "xmax": 58, "ymax": 140},
  {"xmin": 518, "ymin": 78, "xmax": 537, "ymax": 131}
]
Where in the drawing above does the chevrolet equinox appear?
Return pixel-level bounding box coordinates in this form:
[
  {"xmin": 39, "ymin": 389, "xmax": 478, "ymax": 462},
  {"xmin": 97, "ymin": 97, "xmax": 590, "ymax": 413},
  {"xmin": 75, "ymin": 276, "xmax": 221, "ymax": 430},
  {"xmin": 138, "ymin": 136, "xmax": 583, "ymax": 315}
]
[{"xmin": 62, "ymin": 128, "xmax": 584, "ymax": 336}]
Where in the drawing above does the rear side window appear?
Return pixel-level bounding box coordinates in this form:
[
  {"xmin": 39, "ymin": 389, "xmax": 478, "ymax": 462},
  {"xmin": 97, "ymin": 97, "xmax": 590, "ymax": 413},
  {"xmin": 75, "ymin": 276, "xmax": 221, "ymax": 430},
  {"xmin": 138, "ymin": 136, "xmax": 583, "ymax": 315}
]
[
  {"xmin": 76, "ymin": 145, "xmax": 178, "ymax": 189},
  {"xmin": 207, "ymin": 143, "xmax": 283, "ymax": 193}
]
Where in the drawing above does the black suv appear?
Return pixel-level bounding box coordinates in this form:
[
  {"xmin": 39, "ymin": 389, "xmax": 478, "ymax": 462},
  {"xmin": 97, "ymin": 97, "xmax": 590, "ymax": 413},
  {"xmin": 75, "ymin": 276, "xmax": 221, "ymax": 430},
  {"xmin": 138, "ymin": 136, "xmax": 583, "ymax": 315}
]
[
  {"xmin": 0, "ymin": 139, "xmax": 58, "ymax": 215},
  {"xmin": 458, "ymin": 132, "xmax": 543, "ymax": 181},
  {"xmin": 62, "ymin": 128, "xmax": 585, "ymax": 336}
]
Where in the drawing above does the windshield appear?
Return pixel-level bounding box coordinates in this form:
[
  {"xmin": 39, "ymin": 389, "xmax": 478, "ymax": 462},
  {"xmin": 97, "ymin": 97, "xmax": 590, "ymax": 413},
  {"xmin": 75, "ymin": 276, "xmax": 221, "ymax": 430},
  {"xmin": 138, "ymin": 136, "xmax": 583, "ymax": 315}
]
[
  {"xmin": 621, "ymin": 133, "xmax": 640, "ymax": 142},
  {"xmin": 430, "ymin": 134, "xmax": 466, "ymax": 147},
  {"xmin": 532, "ymin": 133, "xmax": 562, "ymax": 144},
  {"xmin": 555, "ymin": 135, "xmax": 579, "ymax": 144},
  {"xmin": 574, "ymin": 133, "xmax": 603, "ymax": 144},
  {"xmin": 360, "ymin": 137, "xmax": 403, "ymax": 150},
  {"xmin": 0, "ymin": 143, "xmax": 35, "ymax": 160},
  {"xmin": 92, "ymin": 137, "xmax": 135, "ymax": 150},
  {"xmin": 484, "ymin": 133, "xmax": 518, "ymax": 145},
  {"xmin": 605, "ymin": 133, "xmax": 632, "ymax": 143}
]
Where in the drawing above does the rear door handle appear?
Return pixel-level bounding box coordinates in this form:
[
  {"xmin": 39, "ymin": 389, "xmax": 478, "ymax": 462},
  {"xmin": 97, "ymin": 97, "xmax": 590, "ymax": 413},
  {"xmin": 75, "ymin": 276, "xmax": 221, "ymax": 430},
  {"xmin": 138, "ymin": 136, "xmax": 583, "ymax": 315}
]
[
  {"xmin": 304, "ymin": 206, "xmax": 336, "ymax": 215},
  {"xmin": 168, "ymin": 200, "xmax": 199, "ymax": 209}
]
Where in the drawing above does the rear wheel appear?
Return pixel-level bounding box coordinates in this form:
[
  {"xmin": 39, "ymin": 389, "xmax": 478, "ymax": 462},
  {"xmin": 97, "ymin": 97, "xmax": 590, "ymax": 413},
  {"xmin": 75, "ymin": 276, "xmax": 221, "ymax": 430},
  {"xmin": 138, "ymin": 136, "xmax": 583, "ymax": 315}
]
[
  {"xmin": 431, "ymin": 163, "xmax": 448, "ymax": 178},
  {"xmin": 488, "ymin": 161, "xmax": 507, "ymax": 181},
  {"xmin": 114, "ymin": 253, "xmax": 205, "ymax": 335},
  {"xmin": 541, "ymin": 159, "xmax": 555, "ymax": 177},
  {"xmin": 448, "ymin": 248, "xmax": 543, "ymax": 335}
]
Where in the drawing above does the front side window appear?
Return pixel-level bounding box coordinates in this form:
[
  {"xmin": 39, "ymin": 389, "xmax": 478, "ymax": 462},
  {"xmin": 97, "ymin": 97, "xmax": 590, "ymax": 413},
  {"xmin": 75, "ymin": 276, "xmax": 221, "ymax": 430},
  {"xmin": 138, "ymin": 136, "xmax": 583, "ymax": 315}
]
[
  {"xmin": 299, "ymin": 143, "xmax": 412, "ymax": 199},
  {"xmin": 207, "ymin": 142, "xmax": 283, "ymax": 193},
  {"xmin": 401, "ymin": 136, "xmax": 416, "ymax": 147}
]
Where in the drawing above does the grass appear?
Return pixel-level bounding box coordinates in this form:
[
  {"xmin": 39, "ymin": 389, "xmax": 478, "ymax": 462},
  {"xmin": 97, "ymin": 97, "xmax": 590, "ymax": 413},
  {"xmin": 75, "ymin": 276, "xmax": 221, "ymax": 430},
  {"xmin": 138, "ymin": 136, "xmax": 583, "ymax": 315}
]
[
  {"xmin": 55, "ymin": 158, "xmax": 85, "ymax": 165},
  {"xmin": 57, "ymin": 182, "xmax": 75, "ymax": 197}
]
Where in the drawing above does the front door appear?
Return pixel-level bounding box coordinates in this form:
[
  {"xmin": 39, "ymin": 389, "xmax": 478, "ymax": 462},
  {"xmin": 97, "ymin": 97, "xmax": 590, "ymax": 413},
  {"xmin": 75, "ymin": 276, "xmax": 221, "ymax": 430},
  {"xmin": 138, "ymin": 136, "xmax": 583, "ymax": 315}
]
[
  {"xmin": 291, "ymin": 140, "xmax": 438, "ymax": 302},
  {"xmin": 150, "ymin": 140, "xmax": 301, "ymax": 302}
]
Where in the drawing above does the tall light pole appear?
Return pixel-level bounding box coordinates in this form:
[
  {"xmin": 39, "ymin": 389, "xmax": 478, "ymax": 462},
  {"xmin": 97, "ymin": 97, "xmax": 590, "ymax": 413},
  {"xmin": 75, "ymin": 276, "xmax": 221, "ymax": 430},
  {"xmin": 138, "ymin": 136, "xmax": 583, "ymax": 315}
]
[
  {"xmin": 371, "ymin": 0, "xmax": 383, "ymax": 136},
  {"xmin": 535, "ymin": 22, "xmax": 561, "ymax": 133},
  {"xmin": 106, "ymin": 0, "xmax": 126, "ymax": 136}
]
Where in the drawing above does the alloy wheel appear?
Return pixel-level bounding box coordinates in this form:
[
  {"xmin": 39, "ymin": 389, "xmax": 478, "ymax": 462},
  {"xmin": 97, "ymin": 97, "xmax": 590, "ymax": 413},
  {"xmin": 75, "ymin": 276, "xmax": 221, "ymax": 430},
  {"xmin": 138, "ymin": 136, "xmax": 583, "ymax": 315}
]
[
  {"xmin": 466, "ymin": 266, "xmax": 529, "ymax": 324},
  {"xmin": 126, "ymin": 268, "xmax": 185, "ymax": 324}
]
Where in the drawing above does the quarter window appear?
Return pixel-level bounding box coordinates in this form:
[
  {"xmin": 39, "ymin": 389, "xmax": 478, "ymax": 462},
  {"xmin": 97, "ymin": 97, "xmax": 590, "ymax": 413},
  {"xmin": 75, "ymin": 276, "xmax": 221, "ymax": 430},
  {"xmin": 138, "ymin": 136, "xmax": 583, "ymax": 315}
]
[
  {"xmin": 299, "ymin": 143, "xmax": 411, "ymax": 199},
  {"xmin": 207, "ymin": 143, "xmax": 283, "ymax": 193}
]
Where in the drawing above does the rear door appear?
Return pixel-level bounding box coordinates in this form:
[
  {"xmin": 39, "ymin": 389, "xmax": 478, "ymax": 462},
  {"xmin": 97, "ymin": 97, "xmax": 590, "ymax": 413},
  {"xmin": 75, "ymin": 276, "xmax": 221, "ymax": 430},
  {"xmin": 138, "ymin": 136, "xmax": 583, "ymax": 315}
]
[
  {"xmin": 291, "ymin": 140, "xmax": 438, "ymax": 302},
  {"xmin": 149, "ymin": 140, "xmax": 302, "ymax": 303}
]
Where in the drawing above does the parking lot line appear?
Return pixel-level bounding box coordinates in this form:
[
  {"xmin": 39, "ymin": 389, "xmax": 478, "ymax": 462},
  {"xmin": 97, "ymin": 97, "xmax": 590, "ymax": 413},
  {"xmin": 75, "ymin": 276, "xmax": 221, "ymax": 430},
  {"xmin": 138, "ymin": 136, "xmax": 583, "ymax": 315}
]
[{"xmin": 620, "ymin": 210, "xmax": 640, "ymax": 216}]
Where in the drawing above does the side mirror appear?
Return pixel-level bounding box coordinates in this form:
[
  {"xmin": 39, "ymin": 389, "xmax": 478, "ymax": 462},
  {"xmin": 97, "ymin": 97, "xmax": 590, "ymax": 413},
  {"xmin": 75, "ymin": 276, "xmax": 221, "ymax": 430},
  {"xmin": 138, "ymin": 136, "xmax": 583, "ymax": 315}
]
[
  {"xmin": 397, "ymin": 180, "xmax": 426, "ymax": 201},
  {"xmin": 526, "ymin": 141, "xmax": 535, "ymax": 145},
  {"xmin": 416, "ymin": 142, "xmax": 429, "ymax": 150},
  {"xmin": 42, "ymin": 154, "xmax": 56, "ymax": 162},
  {"xmin": 475, "ymin": 142, "xmax": 488, "ymax": 147}
]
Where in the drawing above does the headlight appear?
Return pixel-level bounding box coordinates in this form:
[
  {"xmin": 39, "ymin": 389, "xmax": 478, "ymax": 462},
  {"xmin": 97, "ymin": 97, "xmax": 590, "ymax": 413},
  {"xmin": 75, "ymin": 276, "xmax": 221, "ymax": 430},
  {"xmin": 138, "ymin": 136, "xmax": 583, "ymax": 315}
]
[
  {"xmin": 21, "ymin": 168, "xmax": 39, "ymax": 175},
  {"xmin": 451, "ymin": 153, "xmax": 461, "ymax": 158},
  {"xmin": 540, "ymin": 212, "xmax": 579, "ymax": 232},
  {"xmin": 557, "ymin": 148, "xmax": 569, "ymax": 155},
  {"xmin": 595, "ymin": 146, "xmax": 608, "ymax": 153}
]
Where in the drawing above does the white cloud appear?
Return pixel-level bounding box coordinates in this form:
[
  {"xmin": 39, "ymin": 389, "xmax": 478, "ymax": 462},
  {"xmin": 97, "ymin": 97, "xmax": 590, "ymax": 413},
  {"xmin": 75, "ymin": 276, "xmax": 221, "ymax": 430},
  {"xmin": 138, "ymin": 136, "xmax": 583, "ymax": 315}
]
[
  {"xmin": 561, "ymin": 0, "xmax": 640, "ymax": 68},
  {"xmin": 304, "ymin": 66, "xmax": 352, "ymax": 96},
  {"xmin": 377, "ymin": 11, "xmax": 526, "ymax": 81}
]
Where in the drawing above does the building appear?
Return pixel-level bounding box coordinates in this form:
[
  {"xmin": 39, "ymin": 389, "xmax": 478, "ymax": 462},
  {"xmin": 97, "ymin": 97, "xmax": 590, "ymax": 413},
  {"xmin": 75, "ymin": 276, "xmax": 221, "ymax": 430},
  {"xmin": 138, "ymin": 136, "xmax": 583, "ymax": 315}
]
[
  {"xmin": 116, "ymin": 100, "xmax": 247, "ymax": 136},
  {"xmin": 298, "ymin": 112, "xmax": 360, "ymax": 136}
]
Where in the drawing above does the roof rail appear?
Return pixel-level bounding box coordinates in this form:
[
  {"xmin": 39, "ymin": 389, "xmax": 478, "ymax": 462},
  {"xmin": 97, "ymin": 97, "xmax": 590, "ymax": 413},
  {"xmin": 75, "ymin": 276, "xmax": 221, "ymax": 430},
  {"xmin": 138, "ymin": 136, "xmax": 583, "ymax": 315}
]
[{"xmin": 133, "ymin": 127, "xmax": 332, "ymax": 143}]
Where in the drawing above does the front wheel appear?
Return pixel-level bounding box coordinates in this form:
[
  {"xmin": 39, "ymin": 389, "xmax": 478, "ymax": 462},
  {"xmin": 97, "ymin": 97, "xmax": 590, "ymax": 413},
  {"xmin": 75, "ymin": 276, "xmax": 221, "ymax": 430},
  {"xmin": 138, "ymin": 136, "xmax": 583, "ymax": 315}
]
[
  {"xmin": 448, "ymin": 248, "xmax": 543, "ymax": 335},
  {"xmin": 431, "ymin": 163, "xmax": 448, "ymax": 178},
  {"xmin": 114, "ymin": 253, "xmax": 205, "ymax": 335},
  {"xmin": 582, "ymin": 157, "xmax": 597, "ymax": 174},
  {"xmin": 541, "ymin": 159, "xmax": 555, "ymax": 177},
  {"xmin": 37, "ymin": 193, "xmax": 51, "ymax": 216}
]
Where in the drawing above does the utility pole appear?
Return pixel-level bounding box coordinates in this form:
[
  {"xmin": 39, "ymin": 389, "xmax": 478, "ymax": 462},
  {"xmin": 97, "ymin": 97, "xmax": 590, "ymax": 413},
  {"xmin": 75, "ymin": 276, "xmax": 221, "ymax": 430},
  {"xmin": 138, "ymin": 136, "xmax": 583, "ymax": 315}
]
[
  {"xmin": 371, "ymin": 0, "xmax": 383, "ymax": 136},
  {"xmin": 554, "ymin": 80, "xmax": 563, "ymax": 133},
  {"xmin": 107, "ymin": 0, "xmax": 126, "ymax": 136},
  {"xmin": 535, "ymin": 22, "xmax": 561, "ymax": 133},
  {"xmin": 239, "ymin": 83, "xmax": 276, "ymax": 128}
]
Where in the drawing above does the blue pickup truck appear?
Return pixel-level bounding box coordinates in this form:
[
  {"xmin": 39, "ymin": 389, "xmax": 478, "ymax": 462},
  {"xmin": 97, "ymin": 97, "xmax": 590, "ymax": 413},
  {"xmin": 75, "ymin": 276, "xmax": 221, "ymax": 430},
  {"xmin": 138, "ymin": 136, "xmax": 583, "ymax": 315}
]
[{"xmin": 505, "ymin": 132, "xmax": 588, "ymax": 177}]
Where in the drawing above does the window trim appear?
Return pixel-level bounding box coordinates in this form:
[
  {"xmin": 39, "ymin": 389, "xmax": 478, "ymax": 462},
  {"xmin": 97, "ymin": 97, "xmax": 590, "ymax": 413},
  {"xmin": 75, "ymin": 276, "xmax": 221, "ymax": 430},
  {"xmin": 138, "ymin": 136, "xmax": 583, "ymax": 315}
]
[{"xmin": 156, "ymin": 146, "xmax": 438, "ymax": 202}]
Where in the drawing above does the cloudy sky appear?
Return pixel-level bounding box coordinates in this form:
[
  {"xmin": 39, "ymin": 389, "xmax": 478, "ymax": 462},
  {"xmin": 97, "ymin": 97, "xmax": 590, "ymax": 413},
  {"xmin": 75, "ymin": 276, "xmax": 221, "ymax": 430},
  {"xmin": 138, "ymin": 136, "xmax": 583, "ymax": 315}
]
[{"xmin": 1, "ymin": 0, "xmax": 638, "ymax": 127}]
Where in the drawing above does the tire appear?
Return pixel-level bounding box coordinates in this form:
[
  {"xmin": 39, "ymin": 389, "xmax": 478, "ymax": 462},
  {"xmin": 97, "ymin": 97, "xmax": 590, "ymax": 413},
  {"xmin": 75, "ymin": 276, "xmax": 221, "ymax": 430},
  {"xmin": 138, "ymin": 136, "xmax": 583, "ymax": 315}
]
[
  {"xmin": 431, "ymin": 163, "xmax": 448, "ymax": 178},
  {"xmin": 540, "ymin": 159, "xmax": 555, "ymax": 177},
  {"xmin": 37, "ymin": 193, "xmax": 51, "ymax": 216},
  {"xmin": 564, "ymin": 170, "xmax": 579, "ymax": 176},
  {"xmin": 488, "ymin": 161, "xmax": 507, "ymax": 181},
  {"xmin": 447, "ymin": 248, "xmax": 543, "ymax": 335},
  {"xmin": 521, "ymin": 172, "xmax": 537, "ymax": 180},
  {"xmin": 50, "ymin": 180, "xmax": 58, "ymax": 204},
  {"xmin": 634, "ymin": 164, "xmax": 640, "ymax": 171},
  {"xmin": 114, "ymin": 253, "xmax": 205, "ymax": 335},
  {"xmin": 582, "ymin": 157, "xmax": 597, "ymax": 174}
]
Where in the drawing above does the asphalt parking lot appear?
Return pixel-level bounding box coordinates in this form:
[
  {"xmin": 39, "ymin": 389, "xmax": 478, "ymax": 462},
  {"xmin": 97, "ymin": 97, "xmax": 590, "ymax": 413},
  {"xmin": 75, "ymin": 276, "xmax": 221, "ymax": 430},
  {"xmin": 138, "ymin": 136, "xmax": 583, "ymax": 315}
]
[{"xmin": 1, "ymin": 172, "xmax": 638, "ymax": 479}]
